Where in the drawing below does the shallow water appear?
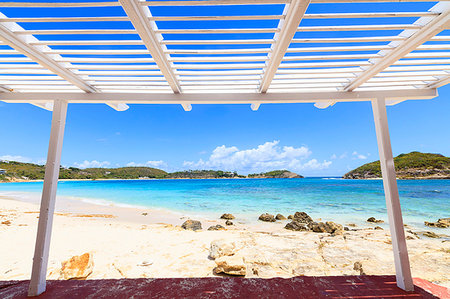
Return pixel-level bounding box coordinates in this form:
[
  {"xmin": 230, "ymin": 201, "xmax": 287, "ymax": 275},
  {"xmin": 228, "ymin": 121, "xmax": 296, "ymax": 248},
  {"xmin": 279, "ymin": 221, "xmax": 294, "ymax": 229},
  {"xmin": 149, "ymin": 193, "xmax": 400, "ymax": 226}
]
[{"xmin": 0, "ymin": 178, "xmax": 449, "ymax": 230}]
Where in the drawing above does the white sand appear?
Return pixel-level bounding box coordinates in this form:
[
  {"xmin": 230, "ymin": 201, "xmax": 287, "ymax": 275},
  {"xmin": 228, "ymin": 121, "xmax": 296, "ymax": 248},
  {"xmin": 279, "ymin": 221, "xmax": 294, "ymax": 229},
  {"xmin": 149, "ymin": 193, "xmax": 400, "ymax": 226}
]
[{"xmin": 0, "ymin": 197, "xmax": 449, "ymax": 288}]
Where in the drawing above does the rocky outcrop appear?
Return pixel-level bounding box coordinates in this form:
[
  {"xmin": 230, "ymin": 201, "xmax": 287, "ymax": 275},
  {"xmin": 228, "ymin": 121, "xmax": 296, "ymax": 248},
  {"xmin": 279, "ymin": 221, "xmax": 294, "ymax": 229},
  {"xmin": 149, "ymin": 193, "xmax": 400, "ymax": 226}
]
[
  {"xmin": 60, "ymin": 253, "xmax": 94, "ymax": 280},
  {"xmin": 291, "ymin": 212, "xmax": 313, "ymax": 224},
  {"xmin": 285, "ymin": 220, "xmax": 308, "ymax": 231},
  {"xmin": 181, "ymin": 220, "xmax": 202, "ymax": 231},
  {"xmin": 258, "ymin": 213, "xmax": 276, "ymax": 222},
  {"xmin": 367, "ymin": 217, "xmax": 384, "ymax": 223},
  {"xmin": 275, "ymin": 214, "xmax": 286, "ymax": 220},
  {"xmin": 220, "ymin": 213, "xmax": 235, "ymax": 220},
  {"xmin": 225, "ymin": 220, "xmax": 233, "ymax": 226},
  {"xmin": 353, "ymin": 261, "xmax": 365, "ymax": 275},
  {"xmin": 248, "ymin": 170, "xmax": 304, "ymax": 179},
  {"xmin": 423, "ymin": 231, "xmax": 440, "ymax": 238},
  {"xmin": 308, "ymin": 221, "xmax": 343, "ymax": 235},
  {"xmin": 209, "ymin": 239, "xmax": 237, "ymax": 259},
  {"xmin": 343, "ymin": 152, "xmax": 450, "ymax": 179},
  {"xmin": 425, "ymin": 218, "xmax": 449, "ymax": 228},
  {"xmin": 207, "ymin": 224, "xmax": 226, "ymax": 231},
  {"xmin": 214, "ymin": 255, "xmax": 246, "ymax": 276}
]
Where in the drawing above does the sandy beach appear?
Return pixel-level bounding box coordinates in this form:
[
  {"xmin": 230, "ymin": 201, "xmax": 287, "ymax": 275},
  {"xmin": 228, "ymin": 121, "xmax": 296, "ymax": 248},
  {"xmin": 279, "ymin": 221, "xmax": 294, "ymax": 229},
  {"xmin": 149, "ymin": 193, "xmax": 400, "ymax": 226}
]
[{"xmin": 0, "ymin": 195, "xmax": 449, "ymax": 289}]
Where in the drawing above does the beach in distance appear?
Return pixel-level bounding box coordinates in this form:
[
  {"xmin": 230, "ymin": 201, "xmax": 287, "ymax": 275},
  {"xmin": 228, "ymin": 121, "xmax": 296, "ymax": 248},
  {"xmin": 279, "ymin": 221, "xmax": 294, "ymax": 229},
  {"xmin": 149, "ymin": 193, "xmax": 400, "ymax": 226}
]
[{"xmin": 0, "ymin": 178, "xmax": 449, "ymax": 287}]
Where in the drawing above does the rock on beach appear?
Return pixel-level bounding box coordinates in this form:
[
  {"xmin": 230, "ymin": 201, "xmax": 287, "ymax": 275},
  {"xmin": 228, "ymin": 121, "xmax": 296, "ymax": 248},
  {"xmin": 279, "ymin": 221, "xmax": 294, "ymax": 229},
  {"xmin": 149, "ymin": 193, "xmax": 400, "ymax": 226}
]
[
  {"xmin": 258, "ymin": 213, "xmax": 276, "ymax": 222},
  {"xmin": 181, "ymin": 220, "xmax": 202, "ymax": 231},
  {"xmin": 220, "ymin": 213, "xmax": 235, "ymax": 220},
  {"xmin": 60, "ymin": 253, "xmax": 94, "ymax": 280},
  {"xmin": 214, "ymin": 255, "xmax": 246, "ymax": 276}
]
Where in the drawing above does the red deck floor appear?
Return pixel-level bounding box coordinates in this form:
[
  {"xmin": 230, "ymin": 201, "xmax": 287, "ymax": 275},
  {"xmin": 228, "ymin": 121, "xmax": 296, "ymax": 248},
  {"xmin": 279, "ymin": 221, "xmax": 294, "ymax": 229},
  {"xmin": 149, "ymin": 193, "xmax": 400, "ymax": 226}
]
[{"xmin": 0, "ymin": 275, "xmax": 448, "ymax": 299}]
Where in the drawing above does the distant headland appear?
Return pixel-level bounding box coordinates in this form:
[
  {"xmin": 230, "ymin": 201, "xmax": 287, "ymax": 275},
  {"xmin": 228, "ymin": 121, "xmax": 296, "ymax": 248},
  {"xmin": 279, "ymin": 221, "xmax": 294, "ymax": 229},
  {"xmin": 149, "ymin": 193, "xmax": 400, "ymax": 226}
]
[
  {"xmin": 343, "ymin": 151, "xmax": 450, "ymax": 179},
  {"xmin": 0, "ymin": 161, "xmax": 303, "ymax": 182}
]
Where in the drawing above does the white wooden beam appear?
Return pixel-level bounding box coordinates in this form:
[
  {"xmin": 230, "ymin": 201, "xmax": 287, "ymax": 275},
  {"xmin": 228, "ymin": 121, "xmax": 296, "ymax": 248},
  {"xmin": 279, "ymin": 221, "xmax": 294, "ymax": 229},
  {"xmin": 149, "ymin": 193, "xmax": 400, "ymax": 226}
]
[
  {"xmin": 371, "ymin": 98, "xmax": 413, "ymax": 292},
  {"xmin": 106, "ymin": 102, "xmax": 129, "ymax": 111},
  {"xmin": 181, "ymin": 103, "xmax": 192, "ymax": 111},
  {"xmin": 344, "ymin": 3, "xmax": 450, "ymax": 91},
  {"xmin": 250, "ymin": 103, "xmax": 260, "ymax": 111},
  {"xmin": 119, "ymin": 0, "xmax": 181, "ymax": 93},
  {"xmin": 28, "ymin": 100, "xmax": 68, "ymax": 296},
  {"xmin": 426, "ymin": 74, "xmax": 450, "ymax": 88},
  {"xmin": 314, "ymin": 100, "xmax": 335, "ymax": 109},
  {"xmin": 31, "ymin": 102, "xmax": 54, "ymax": 111},
  {"xmin": 0, "ymin": 13, "xmax": 96, "ymax": 93},
  {"xmin": 259, "ymin": 0, "xmax": 310, "ymax": 93},
  {"xmin": 0, "ymin": 89, "xmax": 437, "ymax": 104}
]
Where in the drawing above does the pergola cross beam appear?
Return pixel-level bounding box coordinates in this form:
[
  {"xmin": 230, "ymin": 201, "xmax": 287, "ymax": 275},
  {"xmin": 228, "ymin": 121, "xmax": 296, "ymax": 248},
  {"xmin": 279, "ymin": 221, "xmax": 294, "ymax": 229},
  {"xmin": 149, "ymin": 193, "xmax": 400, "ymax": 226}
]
[
  {"xmin": 344, "ymin": 2, "xmax": 450, "ymax": 91},
  {"xmin": 119, "ymin": 0, "xmax": 181, "ymax": 93},
  {"xmin": 0, "ymin": 13, "xmax": 97, "ymax": 93},
  {"xmin": 259, "ymin": 0, "xmax": 310, "ymax": 93}
]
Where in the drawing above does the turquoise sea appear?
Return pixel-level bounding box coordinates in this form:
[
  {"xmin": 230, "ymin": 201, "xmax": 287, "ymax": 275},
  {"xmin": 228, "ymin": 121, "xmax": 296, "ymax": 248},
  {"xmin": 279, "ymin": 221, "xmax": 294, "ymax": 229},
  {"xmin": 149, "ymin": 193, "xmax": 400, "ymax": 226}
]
[{"xmin": 0, "ymin": 178, "xmax": 449, "ymax": 229}]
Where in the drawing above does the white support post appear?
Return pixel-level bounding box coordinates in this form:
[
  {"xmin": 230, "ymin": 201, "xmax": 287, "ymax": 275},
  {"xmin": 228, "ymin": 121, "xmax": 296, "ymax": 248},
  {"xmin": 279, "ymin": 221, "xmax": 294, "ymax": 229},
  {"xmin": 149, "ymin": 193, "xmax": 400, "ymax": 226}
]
[
  {"xmin": 371, "ymin": 98, "xmax": 414, "ymax": 292},
  {"xmin": 28, "ymin": 100, "xmax": 68, "ymax": 297}
]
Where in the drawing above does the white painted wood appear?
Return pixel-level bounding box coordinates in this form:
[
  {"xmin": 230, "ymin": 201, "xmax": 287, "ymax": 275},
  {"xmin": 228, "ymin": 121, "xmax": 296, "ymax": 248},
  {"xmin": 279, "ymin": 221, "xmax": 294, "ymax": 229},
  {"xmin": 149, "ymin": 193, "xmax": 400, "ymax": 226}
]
[
  {"xmin": 304, "ymin": 12, "xmax": 439, "ymax": 18},
  {"xmin": 28, "ymin": 100, "xmax": 68, "ymax": 296},
  {"xmin": 314, "ymin": 100, "xmax": 335, "ymax": 109},
  {"xmin": 119, "ymin": 0, "xmax": 181, "ymax": 93},
  {"xmin": 107, "ymin": 102, "xmax": 129, "ymax": 111},
  {"xmin": 250, "ymin": 103, "xmax": 260, "ymax": 111},
  {"xmin": 426, "ymin": 74, "xmax": 450, "ymax": 88},
  {"xmin": 156, "ymin": 28, "xmax": 278, "ymax": 34},
  {"xmin": 15, "ymin": 29, "xmax": 136, "ymax": 35},
  {"xmin": 31, "ymin": 101, "xmax": 54, "ymax": 111},
  {"xmin": 0, "ymin": 2, "xmax": 119, "ymax": 7},
  {"xmin": 151, "ymin": 15, "xmax": 283, "ymax": 21},
  {"xmin": 181, "ymin": 103, "xmax": 192, "ymax": 111},
  {"xmin": 345, "ymin": 3, "xmax": 450, "ymax": 91},
  {"xmin": 0, "ymin": 88, "xmax": 437, "ymax": 104},
  {"xmin": 162, "ymin": 39, "xmax": 274, "ymax": 45},
  {"xmin": 292, "ymin": 36, "xmax": 406, "ymax": 43},
  {"xmin": 0, "ymin": 13, "xmax": 96, "ymax": 93},
  {"xmin": 31, "ymin": 40, "xmax": 144, "ymax": 46},
  {"xmin": 259, "ymin": 0, "xmax": 310, "ymax": 93},
  {"xmin": 371, "ymin": 98, "xmax": 414, "ymax": 292},
  {"xmin": 298, "ymin": 24, "xmax": 421, "ymax": 31},
  {"xmin": 143, "ymin": 0, "xmax": 289, "ymax": 6}
]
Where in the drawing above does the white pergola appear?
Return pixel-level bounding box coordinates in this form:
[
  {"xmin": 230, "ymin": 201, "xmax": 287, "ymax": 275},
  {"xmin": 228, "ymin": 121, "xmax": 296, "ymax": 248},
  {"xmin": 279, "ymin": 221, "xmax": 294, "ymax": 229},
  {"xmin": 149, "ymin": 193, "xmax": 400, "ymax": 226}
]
[{"xmin": 0, "ymin": 0, "xmax": 448, "ymax": 296}]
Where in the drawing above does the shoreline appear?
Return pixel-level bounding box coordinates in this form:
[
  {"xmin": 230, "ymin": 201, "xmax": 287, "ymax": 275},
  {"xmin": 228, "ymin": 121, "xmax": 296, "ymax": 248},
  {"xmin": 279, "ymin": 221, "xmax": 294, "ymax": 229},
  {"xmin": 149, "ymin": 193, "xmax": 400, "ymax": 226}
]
[{"xmin": 1, "ymin": 189, "xmax": 449, "ymax": 235}]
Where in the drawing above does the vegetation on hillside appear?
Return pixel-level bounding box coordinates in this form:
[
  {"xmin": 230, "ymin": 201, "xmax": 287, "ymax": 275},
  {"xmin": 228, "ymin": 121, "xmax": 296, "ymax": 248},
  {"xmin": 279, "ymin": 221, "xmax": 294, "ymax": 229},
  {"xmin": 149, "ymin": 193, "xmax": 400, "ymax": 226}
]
[
  {"xmin": 343, "ymin": 152, "xmax": 450, "ymax": 179},
  {"xmin": 248, "ymin": 170, "xmax": 303, "ymax": 178},
  {"xmin": 0, "ymin": 160, "xmax": 304, "ymax": 181},
  {"xmin": 0, "ymin": 161, "xmax": 167, "ymax": 181},
  {"xmin": 167, "ymin": 170, "xmax": 244, "ymax": 179}
]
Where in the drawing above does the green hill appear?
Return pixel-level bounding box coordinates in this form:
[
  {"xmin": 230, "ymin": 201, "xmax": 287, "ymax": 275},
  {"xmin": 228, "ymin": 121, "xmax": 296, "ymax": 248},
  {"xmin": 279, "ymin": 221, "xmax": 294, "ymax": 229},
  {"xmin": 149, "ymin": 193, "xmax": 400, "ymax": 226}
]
[
  {"xmin": 0, "ymin": 160, "xmax": 304, "ymax": 181},
  {"xmin": 343, "ymin": 152, "xmax": 450, "ymax": 179},
  {"xmin": 167, "ymin": 170, "xmax": 243, "ymax": 179},
  {"xmin": 0, "ymin": 161, "xmax": 167, "ymax": 181},
  {"xmin": 248, "ymin": 170, "xmax": 303, "ymax": 178}
]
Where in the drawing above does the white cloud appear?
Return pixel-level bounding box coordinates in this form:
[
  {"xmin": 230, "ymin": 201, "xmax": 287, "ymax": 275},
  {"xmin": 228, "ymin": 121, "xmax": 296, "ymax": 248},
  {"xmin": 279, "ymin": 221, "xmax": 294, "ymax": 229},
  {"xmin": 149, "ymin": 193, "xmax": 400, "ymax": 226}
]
[
  {"xmin": 74, "ymin": 160, "xmax": 111, "ymax": 169},
  {"xmin": 126, "ymin": 160, "xmax": 167, "ymax": 169},
  {"xmin": 352, "ymin": 151, "xmax": 367, "ymax": 160},
  {"xmin": 330, "ymin": 154, "xmax": 337, "ymax": 160},
  {"xmin": 183, "ymin": 141, "xmax": 331, "ymax": 174},
  {"xmin": 339, "ymin": 153, "xmax": 348, "ymax": 159},
  {"xmin": 0, "ymin": 155, "xmax": 32, "ymax": 163}
]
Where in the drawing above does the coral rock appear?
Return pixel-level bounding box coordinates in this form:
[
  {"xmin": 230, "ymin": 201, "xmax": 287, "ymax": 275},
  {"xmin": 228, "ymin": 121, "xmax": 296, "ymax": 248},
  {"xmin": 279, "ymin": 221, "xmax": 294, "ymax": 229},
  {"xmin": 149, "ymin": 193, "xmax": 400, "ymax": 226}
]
[{"xmin": 60, "ymin": 253, "xmax": 94, "ymax": 280}]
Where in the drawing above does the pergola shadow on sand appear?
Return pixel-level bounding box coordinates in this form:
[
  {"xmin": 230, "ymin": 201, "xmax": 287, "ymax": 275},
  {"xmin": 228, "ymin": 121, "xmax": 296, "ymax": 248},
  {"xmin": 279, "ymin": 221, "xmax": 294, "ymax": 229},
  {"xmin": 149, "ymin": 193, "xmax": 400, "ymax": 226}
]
[{"xmin": 0, "ymin": 0, "xmax": 448, "ymax": 296}]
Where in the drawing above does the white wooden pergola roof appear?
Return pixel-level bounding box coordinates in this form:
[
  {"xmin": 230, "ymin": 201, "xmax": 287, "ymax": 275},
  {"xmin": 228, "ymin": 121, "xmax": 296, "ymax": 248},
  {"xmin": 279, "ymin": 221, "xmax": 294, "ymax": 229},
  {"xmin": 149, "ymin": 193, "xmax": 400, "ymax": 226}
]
[
  {"xmin": 0, "ymin": 0, "xmax": 449, "ymax": 111},
  {"xmin": 1, "ymin": 1, "xmax": 449, "ymax": 296}
]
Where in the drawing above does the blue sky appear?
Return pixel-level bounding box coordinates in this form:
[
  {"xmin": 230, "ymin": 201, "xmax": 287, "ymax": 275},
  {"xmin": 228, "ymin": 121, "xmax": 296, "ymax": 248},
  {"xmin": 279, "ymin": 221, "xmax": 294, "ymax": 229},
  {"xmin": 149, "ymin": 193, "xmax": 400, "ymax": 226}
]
[
  {"xmin": 1, "ymin": 86, "xmax": 449, "ymax": 176},
  {"xmin": 0, "ymin": 1, "xmax": 449, "ymax": 176}
]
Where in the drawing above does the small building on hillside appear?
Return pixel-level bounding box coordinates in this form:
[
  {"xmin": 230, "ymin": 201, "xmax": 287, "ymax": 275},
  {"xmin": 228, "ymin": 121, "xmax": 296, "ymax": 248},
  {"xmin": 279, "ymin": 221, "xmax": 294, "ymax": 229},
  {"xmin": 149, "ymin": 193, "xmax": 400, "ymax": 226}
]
[{"xmin": 0, "ymin": 169, "xmax": 6, "ymax": 175}]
